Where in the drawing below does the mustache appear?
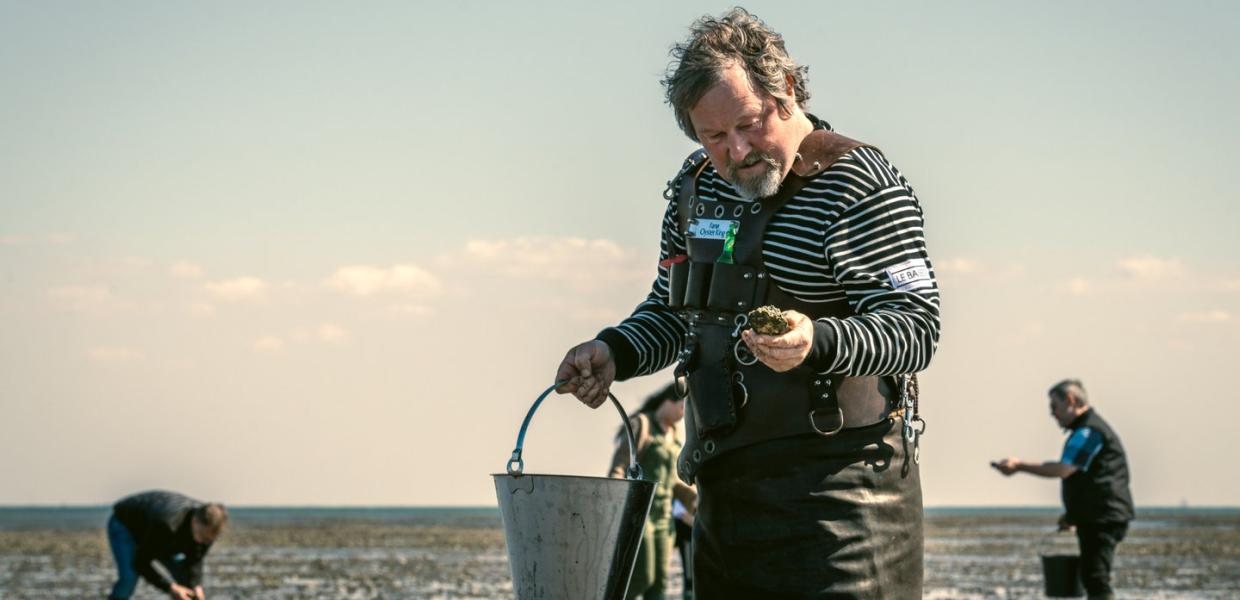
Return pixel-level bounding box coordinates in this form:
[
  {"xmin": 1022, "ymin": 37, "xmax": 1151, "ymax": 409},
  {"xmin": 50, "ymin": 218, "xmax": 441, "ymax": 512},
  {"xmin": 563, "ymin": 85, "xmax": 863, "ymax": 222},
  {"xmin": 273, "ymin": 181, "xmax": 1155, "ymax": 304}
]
[{"xmin": 725, "ymin": 151, "xmax": 779, "ymax": 177}]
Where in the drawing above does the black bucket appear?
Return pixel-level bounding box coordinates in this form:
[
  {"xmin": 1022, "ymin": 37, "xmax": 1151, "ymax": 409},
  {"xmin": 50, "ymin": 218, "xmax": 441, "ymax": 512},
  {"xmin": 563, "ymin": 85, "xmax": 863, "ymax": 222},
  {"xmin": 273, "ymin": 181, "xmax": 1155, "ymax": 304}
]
[{"xmin": 1040, "ymin": 553, "xmax": 1085, "ymax": 597}]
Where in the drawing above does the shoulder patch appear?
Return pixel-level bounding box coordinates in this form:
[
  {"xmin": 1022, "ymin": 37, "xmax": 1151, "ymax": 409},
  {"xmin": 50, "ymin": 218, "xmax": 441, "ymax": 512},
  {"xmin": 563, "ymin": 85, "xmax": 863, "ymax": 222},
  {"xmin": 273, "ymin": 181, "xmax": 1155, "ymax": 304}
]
[{"xmin": 886, "ymin": 258, "xmax": 932, "ymax": 292}]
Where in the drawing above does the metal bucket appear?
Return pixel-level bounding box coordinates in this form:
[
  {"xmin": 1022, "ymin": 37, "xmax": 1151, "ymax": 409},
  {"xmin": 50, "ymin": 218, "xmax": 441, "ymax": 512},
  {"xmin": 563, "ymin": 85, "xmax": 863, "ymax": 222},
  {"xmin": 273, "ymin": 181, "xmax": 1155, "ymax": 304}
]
[
  {"xmin": 1040, "ymin": 553, "xmax": 1085, "ymax": 597},
  {"xmin": 493, "ymin": 383, "xmax": 656, "ymax": 600}
]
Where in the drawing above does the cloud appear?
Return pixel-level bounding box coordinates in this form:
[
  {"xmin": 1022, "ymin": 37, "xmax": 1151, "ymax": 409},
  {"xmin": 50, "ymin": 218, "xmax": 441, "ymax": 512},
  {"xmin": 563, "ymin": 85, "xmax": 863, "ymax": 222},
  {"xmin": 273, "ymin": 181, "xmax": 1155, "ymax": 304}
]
[
  {"xmin": 935, "ymin": 257, "xmax": 981, "ymax": 275},
  {"xmin": 252, "ymin": 336, "xmax": 285, "ymax": 352},
  {"xmin": 204, "ymin": 277, "xmax": 267, "ymax": 301},
  {"xmin": 387, "ymin": 303, "xmax": 435, "ymax": 317},
  {"xmin": 1117, "ymin": 255, "xmax": 1183, "ymax": 281},
  {"xmin": 47, "ymin": 285, "xmax": 120, "ymax": 312},
  {"xmin": 170, "ymin": 261, "xmax": 206, "ymax": 279},
  {"xmin": 1176, "ymin": 310, "xmax": 1232, "ymax": 324},
  {"xmin": 87, "ymin": 346, "xmax": 145, "ymax": 364},
  {"xmin": 449, "ymin": 236, "xmax": 648, "ymax": 292},
  {"xmin": 1062, "ymin": 277, "xmax": 1090, "ymax": 296},
  {"xmin": 188, "ymin": 302, "xmax": 216, "ymax": 318},
  {"xmin": 324, "ymin": 264, "xmax": 441, "ymax": 296},
  {"xmin": 317, "ymin": 324, "xmax": 348, "ymax": 342},
  {"xmin": 1, "ymin": 233, "xmax": 74, "ymax": 246},
  {"xmin": 289, "ymin": 324, "xmax": 350, "ymax": 344}
]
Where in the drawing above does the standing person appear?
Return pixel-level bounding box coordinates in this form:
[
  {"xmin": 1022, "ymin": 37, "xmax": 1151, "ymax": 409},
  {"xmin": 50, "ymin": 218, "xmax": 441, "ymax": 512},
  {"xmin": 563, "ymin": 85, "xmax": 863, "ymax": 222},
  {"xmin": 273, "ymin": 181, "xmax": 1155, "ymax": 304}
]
[
  {"xmin": 609, "ymin": 384, "xmax": 697, "ymax": 600},
  {"xmin": 671, "ymin": 498, "xmax": 694, "ymax": 599},
  {"xmin": 556, "ymin": 8, "xmax": 940, "ymax": 598},
  {"xmin": 993, "ymin": 379, "xmax": 1135, "ymax": 600},
  {"xmin": 106, "ymin": 490, "xmax": 228, "ymax": 600}
]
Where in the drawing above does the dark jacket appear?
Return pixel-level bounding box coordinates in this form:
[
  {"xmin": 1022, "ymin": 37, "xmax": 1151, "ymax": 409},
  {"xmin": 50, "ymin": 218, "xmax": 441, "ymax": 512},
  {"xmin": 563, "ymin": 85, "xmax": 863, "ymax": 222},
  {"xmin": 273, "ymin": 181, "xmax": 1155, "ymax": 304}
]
[
  {"xmin": 1061, "ymin": 410, "xmax": 1135, "ymax": 524},
  {"xmin": 113, "ymin": 490, "xmax": 212, "ymax": 591}
]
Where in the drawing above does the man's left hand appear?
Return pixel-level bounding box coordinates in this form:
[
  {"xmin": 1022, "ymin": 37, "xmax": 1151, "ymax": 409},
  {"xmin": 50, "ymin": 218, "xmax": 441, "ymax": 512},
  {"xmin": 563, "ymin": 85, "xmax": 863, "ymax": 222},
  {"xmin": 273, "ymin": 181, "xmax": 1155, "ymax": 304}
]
[
  {"xmin": 741, "ymin": 310, "xmax": 813, "ymax": 372},
  {"xmin": 991, "ymin": 457, "xmax": 1020, "ymax": 476}
]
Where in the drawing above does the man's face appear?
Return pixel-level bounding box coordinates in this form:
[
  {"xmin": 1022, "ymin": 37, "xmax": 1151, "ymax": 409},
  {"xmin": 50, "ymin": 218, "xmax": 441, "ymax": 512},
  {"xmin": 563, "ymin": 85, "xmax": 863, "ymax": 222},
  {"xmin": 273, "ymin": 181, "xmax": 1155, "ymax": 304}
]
[
  {"xmin": 689, "ymin": 63, "xmax": 803, "ymax": 200},
  {"xmin": 191, "ymin": 518, "xmax": 222, "ymax": 545},
  {"xmin": 659, "ymin": 397, "xmax": 686, "ymax": 424},
  {"xmin": 1049, "ymin": 393, "xmax": 1075, "ymax": 428}
]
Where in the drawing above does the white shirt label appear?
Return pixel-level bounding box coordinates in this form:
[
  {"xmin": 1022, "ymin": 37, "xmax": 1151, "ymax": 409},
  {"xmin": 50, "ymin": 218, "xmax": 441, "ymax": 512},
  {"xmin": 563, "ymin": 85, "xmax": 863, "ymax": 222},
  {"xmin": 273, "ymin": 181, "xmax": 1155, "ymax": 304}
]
[
  {"xmin": 886, "ymin": 258, "xmax": 933, "ymax": 291},
  {"xmin": 688, "ymin": 219, "xmax": 737, "ymax": 240}
]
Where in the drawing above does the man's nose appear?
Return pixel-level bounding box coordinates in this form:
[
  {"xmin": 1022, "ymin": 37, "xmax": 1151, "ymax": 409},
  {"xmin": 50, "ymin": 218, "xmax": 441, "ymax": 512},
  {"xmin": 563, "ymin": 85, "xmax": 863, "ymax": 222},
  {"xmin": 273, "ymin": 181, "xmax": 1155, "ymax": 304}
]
[{"xmin": 728, "ymin": 132, "xmax": 752, "ymax": 163}]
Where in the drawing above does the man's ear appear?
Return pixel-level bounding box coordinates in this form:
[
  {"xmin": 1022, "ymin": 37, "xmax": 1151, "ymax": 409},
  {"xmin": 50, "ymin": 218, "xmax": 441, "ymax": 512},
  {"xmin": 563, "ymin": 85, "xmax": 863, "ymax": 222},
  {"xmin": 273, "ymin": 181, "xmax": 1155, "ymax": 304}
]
[{"xmin": 774, "ymin": 73, "xmax": 796, "ymax": 119}]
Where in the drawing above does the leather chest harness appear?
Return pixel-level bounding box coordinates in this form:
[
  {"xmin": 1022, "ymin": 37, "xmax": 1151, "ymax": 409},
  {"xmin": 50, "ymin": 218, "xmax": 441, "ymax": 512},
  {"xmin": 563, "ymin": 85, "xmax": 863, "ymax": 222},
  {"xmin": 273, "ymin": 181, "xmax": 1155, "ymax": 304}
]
[{"xmin": 665, "ymin": 129, "xmax": 922, "ymax": 483}]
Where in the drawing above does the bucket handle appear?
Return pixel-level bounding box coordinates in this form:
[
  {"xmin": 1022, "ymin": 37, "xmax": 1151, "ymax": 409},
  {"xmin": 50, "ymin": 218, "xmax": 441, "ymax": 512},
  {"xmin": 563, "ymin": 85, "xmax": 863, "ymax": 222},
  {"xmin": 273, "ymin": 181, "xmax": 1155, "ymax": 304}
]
[
  {"xmin": 506, "ymin": 381, "xmax": 644, "ymax": 481},
  {"xmin": 1037, "ymin": 527, "xmax": 1075, "ymax": 556}
]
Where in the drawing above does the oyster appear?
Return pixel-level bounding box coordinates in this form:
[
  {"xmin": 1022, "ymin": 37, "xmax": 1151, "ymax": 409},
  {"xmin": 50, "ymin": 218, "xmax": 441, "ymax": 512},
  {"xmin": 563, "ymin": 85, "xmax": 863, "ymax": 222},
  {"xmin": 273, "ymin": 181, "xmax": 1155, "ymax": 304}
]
[{"xmin": 747, "ymin": 305, "xmax": 788, "ymax": 335}]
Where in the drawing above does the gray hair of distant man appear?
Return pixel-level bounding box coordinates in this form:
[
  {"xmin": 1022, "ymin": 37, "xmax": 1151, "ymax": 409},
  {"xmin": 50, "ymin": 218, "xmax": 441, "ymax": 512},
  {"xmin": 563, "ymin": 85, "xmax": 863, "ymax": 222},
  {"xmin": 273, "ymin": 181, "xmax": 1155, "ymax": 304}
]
[
  {"xmin": 662, "ymin": 7, "xmax": 811, "ymax": 142},
  {"xmin": 195, "ymin": 503, "xmax": 229, "ymax": 530},
  {"xmin": 1048, "ymin": 379, "xmax": 1089, "ymax": 405}
]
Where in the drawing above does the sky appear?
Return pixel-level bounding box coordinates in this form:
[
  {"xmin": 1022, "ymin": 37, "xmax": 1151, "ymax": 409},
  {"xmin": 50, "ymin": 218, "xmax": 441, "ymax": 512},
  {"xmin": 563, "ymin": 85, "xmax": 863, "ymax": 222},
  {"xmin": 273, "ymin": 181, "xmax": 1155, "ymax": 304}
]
[{"xmin": 2, "ymin": 1, "xmax": 1237, "ymax": 508}]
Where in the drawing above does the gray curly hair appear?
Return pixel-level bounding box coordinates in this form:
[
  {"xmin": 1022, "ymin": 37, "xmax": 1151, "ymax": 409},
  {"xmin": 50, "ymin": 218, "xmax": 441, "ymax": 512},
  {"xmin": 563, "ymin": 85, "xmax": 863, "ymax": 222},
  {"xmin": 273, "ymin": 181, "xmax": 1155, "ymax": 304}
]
[
  {"xmin": 1049, "ymin": 379, "xmax": 1089, "ymax": 405},
  {"xmin": 662, "ymin": 7, "xmax": 811, "ymax": 142}
]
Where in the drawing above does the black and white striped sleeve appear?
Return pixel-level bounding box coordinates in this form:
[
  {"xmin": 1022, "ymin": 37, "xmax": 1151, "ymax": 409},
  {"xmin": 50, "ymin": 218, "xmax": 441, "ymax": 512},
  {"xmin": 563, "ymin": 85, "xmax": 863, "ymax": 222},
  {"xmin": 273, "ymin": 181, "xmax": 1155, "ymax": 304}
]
[
  {"xmin": 809, "ymin": 149, "xmax": 941, "ymax": 375},
  {"xmin": 595, "ymin": 200, "xmax": 689, "ymax": 380}
]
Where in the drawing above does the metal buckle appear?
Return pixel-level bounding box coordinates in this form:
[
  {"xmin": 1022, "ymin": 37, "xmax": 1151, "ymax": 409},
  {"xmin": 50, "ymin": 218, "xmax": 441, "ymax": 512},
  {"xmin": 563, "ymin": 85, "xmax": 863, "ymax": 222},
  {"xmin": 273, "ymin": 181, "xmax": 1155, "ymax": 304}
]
[
  {"xmin": 809, "ymin": 407, "xmax": 844, "ymax": 436},
  {"xmin": 731, "ymin": 371, "xmax": 749, "ymax": 408},
  {"xmin": 734, "ymin": 338, "xmax": 757, "ymax": 366}
]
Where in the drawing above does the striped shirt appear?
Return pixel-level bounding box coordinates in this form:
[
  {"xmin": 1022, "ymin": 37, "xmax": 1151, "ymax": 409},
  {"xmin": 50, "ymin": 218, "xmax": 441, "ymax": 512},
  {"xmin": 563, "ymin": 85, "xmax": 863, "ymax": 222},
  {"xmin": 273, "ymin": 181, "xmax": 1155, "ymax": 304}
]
[{"xmin": 598, "ymin": 137, "xmax": 941, "ymax": 380}]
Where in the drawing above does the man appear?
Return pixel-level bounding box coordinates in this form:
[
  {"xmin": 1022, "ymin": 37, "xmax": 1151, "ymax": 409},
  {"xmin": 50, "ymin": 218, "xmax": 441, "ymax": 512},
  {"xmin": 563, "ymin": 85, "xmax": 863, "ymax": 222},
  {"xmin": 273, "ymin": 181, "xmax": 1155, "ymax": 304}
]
[
  {"xmin": 993, "ymin": 379, "xmax": 1134, "ymax": 600},
  {"xmin": 107, "ymin": 490, "xmax": 228, "ymax": 600},
  {"xmin": 555, "ymin": 8, "xmax": 940, "ymax": 598}
]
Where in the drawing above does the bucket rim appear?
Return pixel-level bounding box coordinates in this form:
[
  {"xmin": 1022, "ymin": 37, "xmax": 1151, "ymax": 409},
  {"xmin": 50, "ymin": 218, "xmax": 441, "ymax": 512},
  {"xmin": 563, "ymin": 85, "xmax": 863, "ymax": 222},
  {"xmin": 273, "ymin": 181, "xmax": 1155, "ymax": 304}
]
[{"xmin": 492, "ymin": 472, "xmax": 658, "ymax": 484}]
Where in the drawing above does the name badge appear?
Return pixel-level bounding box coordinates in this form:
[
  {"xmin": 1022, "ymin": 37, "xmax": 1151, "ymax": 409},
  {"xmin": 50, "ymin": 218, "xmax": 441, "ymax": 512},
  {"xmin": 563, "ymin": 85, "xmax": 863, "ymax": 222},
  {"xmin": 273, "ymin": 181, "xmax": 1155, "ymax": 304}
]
[
  {"xmin": 886, "ymin": 258, "xmax": 933, "ymax": 292},
  {"xmin": 688, "ymin": 219, "xmax": 736, "ymax": 240}
]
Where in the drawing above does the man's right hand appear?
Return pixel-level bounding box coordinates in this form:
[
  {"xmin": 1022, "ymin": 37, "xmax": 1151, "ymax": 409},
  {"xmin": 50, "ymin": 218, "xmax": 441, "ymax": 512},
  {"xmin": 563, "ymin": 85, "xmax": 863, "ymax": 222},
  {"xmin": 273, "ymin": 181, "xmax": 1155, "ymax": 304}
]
[
  {"xmin": 554, "ymin": 340, "xmax": 616, "ymax": 408},
  {"xmin": 169, "ymin": 584, "xmax": 196, "ymax": 600},
  {"xmin": 1057, "ymin": 514, "xmax": 1074, "ymax": 532}
]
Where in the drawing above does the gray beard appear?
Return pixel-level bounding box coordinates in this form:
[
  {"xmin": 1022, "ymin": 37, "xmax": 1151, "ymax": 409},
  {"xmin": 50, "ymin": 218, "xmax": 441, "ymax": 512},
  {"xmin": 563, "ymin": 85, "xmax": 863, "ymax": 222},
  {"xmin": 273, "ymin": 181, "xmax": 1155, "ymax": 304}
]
[{"xmin": 733, "ymin": 162, "xmax": 783, "ymax": 200}]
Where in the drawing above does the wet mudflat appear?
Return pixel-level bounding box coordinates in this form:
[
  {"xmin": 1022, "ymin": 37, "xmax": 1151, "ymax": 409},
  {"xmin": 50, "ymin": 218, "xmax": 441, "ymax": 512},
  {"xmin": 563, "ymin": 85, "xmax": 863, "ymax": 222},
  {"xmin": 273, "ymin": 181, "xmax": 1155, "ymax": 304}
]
[
  {"xmin": 0, "ymin": 508, "xmax": 1235, "ymax": 599},
  {"xmin": 923, "ymin": 509, "xmax": 1240, "ymax": 599}
]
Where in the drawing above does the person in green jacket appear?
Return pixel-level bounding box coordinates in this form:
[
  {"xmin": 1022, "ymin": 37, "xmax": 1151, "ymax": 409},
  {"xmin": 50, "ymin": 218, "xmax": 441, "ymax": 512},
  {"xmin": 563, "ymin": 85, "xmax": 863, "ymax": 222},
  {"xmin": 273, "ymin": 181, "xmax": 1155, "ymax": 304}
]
[{"xmin": 610, "ymin": 384, "xmax": 698, "ymax": 600}]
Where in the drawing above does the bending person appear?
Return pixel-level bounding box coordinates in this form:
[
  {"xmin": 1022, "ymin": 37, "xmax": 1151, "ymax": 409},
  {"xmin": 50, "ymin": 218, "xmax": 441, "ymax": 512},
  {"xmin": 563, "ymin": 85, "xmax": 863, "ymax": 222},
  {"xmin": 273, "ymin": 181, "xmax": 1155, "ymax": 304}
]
[{"xmin": 107, "ymin": 490, "xmax": 227, "ymax": 600}]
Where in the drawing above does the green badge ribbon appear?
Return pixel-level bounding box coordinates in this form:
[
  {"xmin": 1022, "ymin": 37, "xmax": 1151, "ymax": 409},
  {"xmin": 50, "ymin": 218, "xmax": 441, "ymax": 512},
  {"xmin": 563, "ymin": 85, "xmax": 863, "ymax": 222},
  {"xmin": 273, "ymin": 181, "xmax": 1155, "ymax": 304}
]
[{"xmin": 717, "ymin": 221, "xmax": 738, "ymax": 264}]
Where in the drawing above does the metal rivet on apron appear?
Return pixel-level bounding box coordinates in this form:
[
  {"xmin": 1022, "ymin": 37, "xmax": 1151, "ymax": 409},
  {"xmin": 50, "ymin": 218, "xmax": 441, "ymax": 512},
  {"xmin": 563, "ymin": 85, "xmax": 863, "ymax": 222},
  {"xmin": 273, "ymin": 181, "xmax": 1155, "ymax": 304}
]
[
  {"xmin": 743, "ymin": 273, "xmax": 752, "ymax": 279},
  {"xmin": 693, "ymin": 449, "xmax": 702, "ymax": 462},
  {"xmin": 714, "ymin": 205, "xmax": 725, "ymax": 218},
  {"xmin": 751, "ymin": 203, "xmax": 762, "ymax": 214},
  {"xmin": 733, "ymin": 205, "xmax": 744, "ymax": 218},
  {"xmin": 814, "ymin": 380, "xmax": 822, "ymax": 386},
  {"xmin": 704, "ymin": 440, "xmax": 716, "ymax": 454},
  {"xmin": 696, "ymin": 203, "xmax": 706, "ymax": 216}
]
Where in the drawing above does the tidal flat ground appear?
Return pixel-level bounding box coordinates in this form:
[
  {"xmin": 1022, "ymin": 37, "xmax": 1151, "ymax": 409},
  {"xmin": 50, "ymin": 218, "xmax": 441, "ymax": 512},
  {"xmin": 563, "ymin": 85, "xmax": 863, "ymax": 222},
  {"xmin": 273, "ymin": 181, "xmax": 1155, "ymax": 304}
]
[{"xmin": 0, "ymin": 507, "xmax": 1235, "ymax": 599}]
